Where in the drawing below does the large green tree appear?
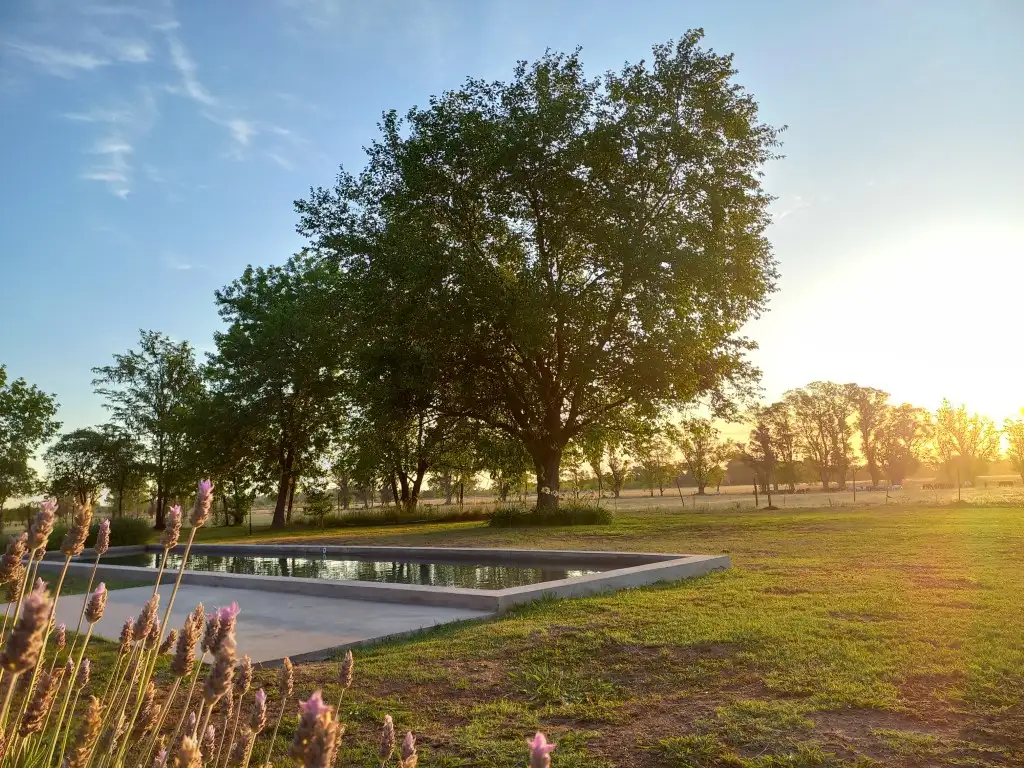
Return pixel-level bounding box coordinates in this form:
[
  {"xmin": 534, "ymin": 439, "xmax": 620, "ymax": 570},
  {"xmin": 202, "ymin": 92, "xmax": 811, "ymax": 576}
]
[
  {"xmin": 0, "ymin": 364, "xmax": 61, "ymax": 513},
  {"xmin": 297, "ymin": 32, "xmax": 781, "ymax": 509},
  {"xmin": 92, "ymin": 330, "xmax": 203, "ymax": 529},
  {"xmin": 209, "ymin": 253, "xmax": 347, "ymax": 528}
]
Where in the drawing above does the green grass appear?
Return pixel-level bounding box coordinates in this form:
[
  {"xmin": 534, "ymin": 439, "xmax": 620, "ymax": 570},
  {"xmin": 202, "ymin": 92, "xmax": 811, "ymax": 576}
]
[{"xmin": 225, "ymin": 504, "xmax": 1024, "ymax": 767}]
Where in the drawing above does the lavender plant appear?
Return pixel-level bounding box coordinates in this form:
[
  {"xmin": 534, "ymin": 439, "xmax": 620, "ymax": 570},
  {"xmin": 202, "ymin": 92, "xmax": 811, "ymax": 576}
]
[{"xmin": 0, "ymin": 484, "xmax": 558, "ymax": 768}]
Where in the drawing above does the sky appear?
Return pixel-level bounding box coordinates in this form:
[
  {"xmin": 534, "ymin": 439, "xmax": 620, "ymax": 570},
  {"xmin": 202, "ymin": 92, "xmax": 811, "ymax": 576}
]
[{"xmin": 1, "ymin": 0, "xmax": 1023, "ymax": 438}]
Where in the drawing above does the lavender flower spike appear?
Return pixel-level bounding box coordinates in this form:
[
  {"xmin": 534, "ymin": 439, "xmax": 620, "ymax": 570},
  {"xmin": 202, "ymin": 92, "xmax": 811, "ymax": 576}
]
[
  {"xmin": 400, "ymin": 731, "xmax": 418, "ymax": 768},
  {"xmin": 191, "ymin": 479, "xmax": 214, "ymax": 528},
  {"xmin": 85, "ymin": 582, "xmax": 108, "ymax": 624},
  {"xmin": 95, "ymin": 519, "xmax": 111, "ymax": 555},
  {"xmin": 299, "ymin": 691, "xmax": 330, "ymax": 718},
  {"xmin": 161, "ymin": 505, "xmax": 182, "ymax": 550},
  {"xmin": 27, "ymin": 499, "xmax": 57, "ymax": 550},
  {"xmin": 529, "ymin": 732, "xmax": 556, "ymax": 768}
]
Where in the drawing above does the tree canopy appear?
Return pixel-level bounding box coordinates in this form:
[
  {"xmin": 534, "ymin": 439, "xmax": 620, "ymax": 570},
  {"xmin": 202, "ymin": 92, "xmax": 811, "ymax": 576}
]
[
  {"xmin": 0, "ymin": 364, "xmax": 60, "ymax": 512},
  {"xmin": 92, "ymin": 330, "xmax": 203, "ymax": 528},
  {"xmin": 297, "ymin": 31, "xmax": 781, "ymax": 508}
]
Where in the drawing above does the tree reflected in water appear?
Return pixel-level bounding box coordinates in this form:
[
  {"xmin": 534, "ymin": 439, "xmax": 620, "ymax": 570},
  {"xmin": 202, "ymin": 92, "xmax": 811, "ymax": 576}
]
[{"xmin": 104, "ymin": 552, "xmax": 600, "ymax": 589}]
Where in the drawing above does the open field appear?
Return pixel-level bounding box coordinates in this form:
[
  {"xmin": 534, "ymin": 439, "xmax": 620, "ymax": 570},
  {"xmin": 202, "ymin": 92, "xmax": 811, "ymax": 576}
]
[
  {"xmin": 207, "ymin": 504, "xmax": 1024, "ymax": 767},
  {"xmin": 225, "ymin": 479, "xmax": 1024, "ymax": 529}
]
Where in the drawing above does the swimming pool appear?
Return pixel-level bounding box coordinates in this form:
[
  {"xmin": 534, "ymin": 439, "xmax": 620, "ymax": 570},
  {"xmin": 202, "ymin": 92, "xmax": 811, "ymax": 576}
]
[{"xmin": 102, "ymin": 551, "xmax": 605, "ymax": 589}]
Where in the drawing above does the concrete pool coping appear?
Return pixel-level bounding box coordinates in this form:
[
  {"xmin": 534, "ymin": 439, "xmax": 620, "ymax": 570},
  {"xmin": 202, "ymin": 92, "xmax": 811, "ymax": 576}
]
[{"xmin": 39, "ymin": 544, "xmax": 729, "ymax": 612}]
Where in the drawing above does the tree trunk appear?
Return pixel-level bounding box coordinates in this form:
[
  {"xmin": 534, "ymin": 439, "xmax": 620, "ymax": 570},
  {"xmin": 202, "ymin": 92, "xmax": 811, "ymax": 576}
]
[
  {"xmin": 532, "ymin": 445, "xmax": 563, "ymax": 512},
  {"xmin": 390, "ymin": 475, "xmax": 400, "ymax": 507},
  {"xmin": 397, "ymin": 471, "xmax": 411, "ymax": 507},
  {"xmin": 272, "ymin": 473, "xmax": 289, "ymax": 528},
  {"xmin": 697, "ymin": 482, "xmax": 706, "ymax": 495},
  {"xmin": 286, "ymin": 476, "xmax": 297, "ymax": 522},
  {"xmin": 154, "ymin": 482, "xmax": 166, "ymax": 530},
  {"xmin": 271, "ymin": 451, "xmax": 294, "ymax": 528},
  {"xmin": 408, "ymin": 459, "xmax": 429, "ymax": 512}
]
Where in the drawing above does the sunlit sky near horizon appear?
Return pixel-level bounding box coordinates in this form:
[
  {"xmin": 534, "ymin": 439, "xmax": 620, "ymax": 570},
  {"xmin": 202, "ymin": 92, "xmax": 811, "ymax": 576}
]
[{"xmin": 2, "ymin": 0, "xmax": 1023, "ymax": 437}]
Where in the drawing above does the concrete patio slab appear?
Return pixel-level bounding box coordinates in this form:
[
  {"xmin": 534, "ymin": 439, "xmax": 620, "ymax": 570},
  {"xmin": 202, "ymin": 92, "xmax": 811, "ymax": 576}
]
[{"xmin": 52, "ymin": 583, "xmax": 492, "ymax": 665}]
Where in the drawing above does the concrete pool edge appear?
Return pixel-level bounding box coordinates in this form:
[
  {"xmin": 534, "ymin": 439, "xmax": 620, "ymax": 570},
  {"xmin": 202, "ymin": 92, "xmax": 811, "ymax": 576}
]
[{"xmin": 37, "ymin": 545, "xmax": 730, "ymax": 612}]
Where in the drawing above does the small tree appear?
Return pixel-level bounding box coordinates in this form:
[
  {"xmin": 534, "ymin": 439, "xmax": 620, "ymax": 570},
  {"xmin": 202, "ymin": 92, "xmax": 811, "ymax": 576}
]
[
  {"xmin": 606, "ymin": 438, "xmax": 631, "ymax": 499},
  {"xmin": 92, "ymin": 330, "xmax": 203, "ymax": 529},
  {"xmin": 1005, "ymin": 411, "xmax": 1024, "ymax": 484},
  {"xmin": 846, "ymin": 385, "xmax": 890, "ymax": 488},
  {"xmin": 876, "ymin": 404, "xmax": 931, "ymax": 486},
  {"xmin": 933, "ymin": 400, "xmax": 999, "ymax": 485},
  {"xmin": 0, "ymin": 364, "xmax": 61, "ymax": 514},
  {"xmin": 758, "ymin": 401, "xmax": 798, "ymax": 491},
  {"xmin": 677, "ymin": 419, "xmax": 729, "ymax": 495},
  {"xmin": 302, "ymin": 481, "xmax": 334, "ymax": 528},
  {"xmin": 44, "ymin": 428, "xmax": 108, "ymax": 506}
]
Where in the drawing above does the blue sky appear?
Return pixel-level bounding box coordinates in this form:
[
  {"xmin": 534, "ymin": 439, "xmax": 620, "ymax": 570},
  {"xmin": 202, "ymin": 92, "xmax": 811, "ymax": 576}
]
[{"xmin": 2, "ymin": 0, "xmax": 1023, "ymax": 435}]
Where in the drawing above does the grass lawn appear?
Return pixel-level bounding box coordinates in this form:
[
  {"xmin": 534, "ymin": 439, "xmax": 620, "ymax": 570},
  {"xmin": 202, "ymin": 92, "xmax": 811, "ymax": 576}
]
[{"xmin": 215, "ymin": 504, "xmax": 1024, "ymax": 767}]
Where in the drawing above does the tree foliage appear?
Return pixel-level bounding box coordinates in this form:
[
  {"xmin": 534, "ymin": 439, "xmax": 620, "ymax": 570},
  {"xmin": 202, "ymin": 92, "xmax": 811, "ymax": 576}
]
[
  {"xmin": 785, "ymin": 382, "xmax": 854, "ymax": 489},
  {"xmin": 92, "ymin": 330, "xmax": 202, "ymax": 528},
  {"xmin": 209, "ymin": 253, "xmax": 347, "ymax": 527},
  {"xmin": 297, "ymin": 32, "xmax": 781, "ymax": 509},
  {"xmin": 677, "ymin": 418, "xmax": 729, "ymax": 495},
  {"xmin": 933, "ymin": 400, "xmax": 999, "ymax": 484},
  {"xmin": 847, "ymin": 385, "xmax": 890, "ymax": 487},
  {"xmin": 876, "ymin": 404, "xmax": 930, "ymax": 485},
  {"xmin": 0, "ymin": 364, "xmax": 60, "ymax": 511},
  {"xmin": 44, "ymin": 427, "xmax": 108, "ymax": 505},
  {"xmin": 1004, "ymin": 412, "xmax": 1024, "ymax": 484}
]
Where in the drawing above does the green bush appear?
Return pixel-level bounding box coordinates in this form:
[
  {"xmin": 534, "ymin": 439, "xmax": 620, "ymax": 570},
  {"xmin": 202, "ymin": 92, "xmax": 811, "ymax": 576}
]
[
  {"xmin": 293, "ymin": 505, "xmax": 491, "ymax": 529},
  {"xmin": 487, "ymin": 502, "xmax": 613, "ymax": 527},
  {"xmin": 48, "ymin": 517, "xmax": 153, "ymax": 551}
]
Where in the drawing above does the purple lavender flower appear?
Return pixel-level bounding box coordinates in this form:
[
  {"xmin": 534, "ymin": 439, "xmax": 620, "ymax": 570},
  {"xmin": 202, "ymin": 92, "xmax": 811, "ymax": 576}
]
[
  {"xmin": 299, "ymin": 691, "xmax": 330, "ymax": 718},
  {"xmin": 529, "ymin": 732, "xmax": 556, "ymax": 768},
  {"xmin": 191, "ymin": 479, "xmax": 214, "ymax": 528},
  {"xmin": 96, "ymin": 519, "xmax": 111, "ymax": 555},
  {"xmin": 160, "ymin": 505, "xmax": 182, "ymax": 550}
]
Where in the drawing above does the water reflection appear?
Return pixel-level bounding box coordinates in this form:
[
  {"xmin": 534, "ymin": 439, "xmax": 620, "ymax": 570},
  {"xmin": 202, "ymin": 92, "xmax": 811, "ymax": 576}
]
[{"xmin": 103, "ymin": 552, "xmax": 600, "ymax": 589}]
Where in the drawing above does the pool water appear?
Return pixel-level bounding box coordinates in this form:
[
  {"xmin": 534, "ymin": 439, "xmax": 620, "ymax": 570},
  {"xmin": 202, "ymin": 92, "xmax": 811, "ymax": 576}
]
[{"xmin": 102, "ymin": 552, "xmax": 603, "ymax": 590}]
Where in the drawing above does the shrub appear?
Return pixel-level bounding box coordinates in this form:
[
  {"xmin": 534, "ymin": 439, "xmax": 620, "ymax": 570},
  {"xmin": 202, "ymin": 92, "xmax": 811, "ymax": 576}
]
[
  {"xmin": 488, "ymin": 502, "xmax": 613, "ymax": 527},
  {"xmin": 102, "ymin": 516, "xmax": 154, "ymax": 547},
  {"xmin": 293, "ymin": 504, "xmax": 490, "ymax": 529},
  {"xmin": 301, "ymin": 486, "xmax": 334, "ymax": 528},
  {"xmin": 46, "ymin": 516, "xmax": 152, "ymax": 551}
]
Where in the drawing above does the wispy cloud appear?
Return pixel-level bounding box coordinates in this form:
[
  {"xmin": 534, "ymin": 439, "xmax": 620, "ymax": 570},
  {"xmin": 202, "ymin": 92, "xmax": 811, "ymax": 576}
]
[
  {"xmin": 267, "ymin": 152, "xmax": 295, "ymax": 171},
  {"xmin": 82, "ymin": 136, "xmax": 133, "ymax": 197},
  {"xmin": 69, "ymin": 87, "xmax": 157, "ymax": 198},
  {"xmin": 774, "ymin": 195, "xmax": 813, "ymax": 222},
  {"xmin": 281, "ymin": 0, "xmax": 344, "ymax": 30},
  {"xmin": 167, "ymin": 35, "xmax": 216, "ymax": 105},
  {"xmin": 162, "ymin": 254, "xmax": 193, "ymax": 271},
  {"xmin": 227, "ymin": 119, "xmax": 256, "ymax": 146},
  {"xmin": 108, "ymin": 38, "xmax": 150, "ymax": 62},
  {"xmin": 5, "ymin": 41, "xmax": 110, "ymax": 77}
]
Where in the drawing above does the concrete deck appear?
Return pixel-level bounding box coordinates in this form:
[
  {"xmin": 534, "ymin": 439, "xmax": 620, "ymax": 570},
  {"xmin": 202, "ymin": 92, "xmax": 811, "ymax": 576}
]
[{"xmin": 52, "ymin": 583, "xmax": 491, "ymax": 665}]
